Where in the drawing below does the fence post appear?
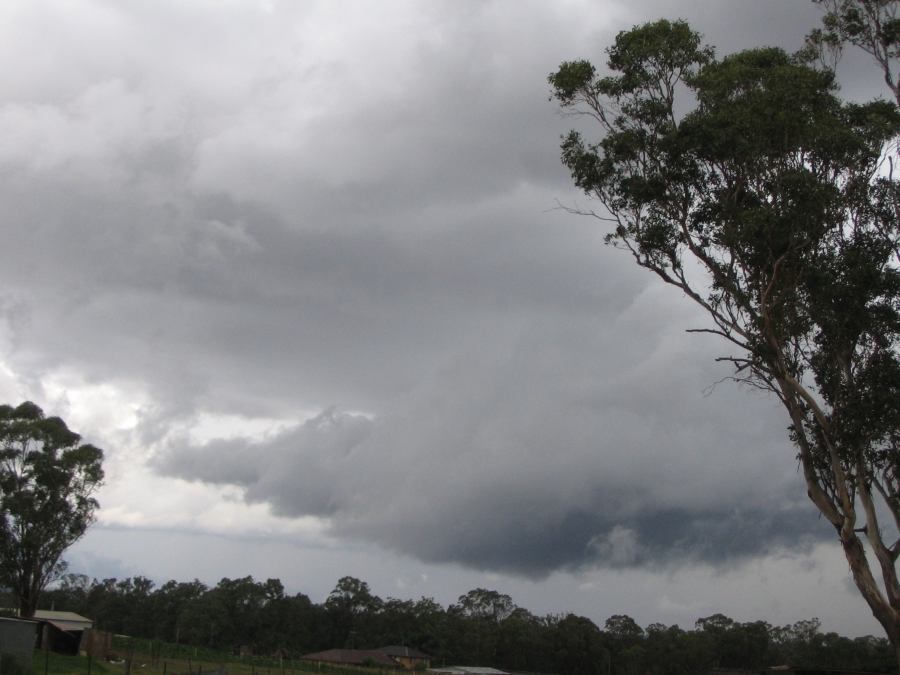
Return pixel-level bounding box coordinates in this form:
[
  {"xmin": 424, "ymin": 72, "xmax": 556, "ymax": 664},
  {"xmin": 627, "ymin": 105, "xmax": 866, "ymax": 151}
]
[
  {"xmin": 44, "ymin": 645, "xmax": 49, "ymax": 675},
  {"xmin": 163, "ymin": 662, "xmax": 167, "ymax": 675},
  {"xmin": 88, "ymin": 654, "xmax": 93, "ymax": 675}
]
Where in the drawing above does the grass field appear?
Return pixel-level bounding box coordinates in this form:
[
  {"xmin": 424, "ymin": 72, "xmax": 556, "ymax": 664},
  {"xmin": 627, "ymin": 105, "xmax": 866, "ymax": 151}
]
[{"xmin": 26, "ymin": 638, "xmax": 399, "ymax": 675}]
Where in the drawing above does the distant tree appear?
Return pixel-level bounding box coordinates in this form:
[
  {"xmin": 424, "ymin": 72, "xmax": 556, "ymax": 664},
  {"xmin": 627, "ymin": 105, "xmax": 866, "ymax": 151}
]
[
  {"xmin": 0, "ymin": 402, "xmax": 104, "ymax": 617},
  {"xmin": 605, "ymin": 614, "xmax": 644, "ymax": 643},
  {"xmin": 115, "ymin": 576, "xmax": 156, "ymax": 636},
  {"xmin": 410, "ymin": 597, "xmax": 449, "ymax": 658},
  {"xmin": 694, "ymin": 614, "xmax": 734, "ymax": 635},
  {"xmin": 451, "ymin": 588, "xmax": 516, "ymax": 622},
  {"xmin": 695, "ymin": 615, "xmax": 770, "ymax": 669},
  {"xmin": 605, "ymin": 615, "xmax": 645, "ymax": 674},
  {"xmin": 204, "ymin": 576, "xmax": 276, "ymax": 649},
  {"xmin": 325, "ymin": 576, "xmax": 383, "ymax": 615},
  {"xmin": 549, "ymin": 18, "xmax": 900, "ymax": 663},
  {"xmin": 552, "ymin": 614, "xmax": 607, "ymax": 675},
  {"xmin": 154, "ymin": 579, "xmax": 208, "ymax": 643},
  {"xmin": 43, "ymin": 572, "xmax": 92, "ymax": 614},
  {"xmin": 323, "ymin": 576, "xmax": 383, "ymax": 648},
  {"xmin": 644, "ymin": 623, "xmax": 712, "ymax": 675},
  {"xmin": 496, "ymin": 608, "xmax": 545, "ymax": 671}
]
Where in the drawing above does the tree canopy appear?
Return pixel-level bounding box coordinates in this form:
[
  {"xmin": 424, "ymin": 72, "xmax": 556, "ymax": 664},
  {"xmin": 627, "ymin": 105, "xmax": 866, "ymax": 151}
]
[
  {"xmin": 549, "ymin": 16, "xmax": 900, "ymax": 662},
  {"xmin": 28, "ymin": 573, "xmax": 897, "ymax": 673},
  {"xmin": 0, "ymin": 401, "xmax": 104, "ymax": 617}
]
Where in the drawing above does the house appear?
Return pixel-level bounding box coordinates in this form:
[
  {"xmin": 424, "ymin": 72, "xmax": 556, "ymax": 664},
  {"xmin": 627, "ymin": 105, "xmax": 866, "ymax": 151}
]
[
  {"xmin": 37, "ymin": 611, "xmax": 92, "ymax": 655},
  {"xmin": 427, "ymin": 668, "xmax": 509, "ymax": 675},
  {"xmin": 301, "ymin": 649, "xmax": 400, "ymax": 668},
  {"xmin": 378, "ymin": 646, "xmax": 432, "ymax": 670}
]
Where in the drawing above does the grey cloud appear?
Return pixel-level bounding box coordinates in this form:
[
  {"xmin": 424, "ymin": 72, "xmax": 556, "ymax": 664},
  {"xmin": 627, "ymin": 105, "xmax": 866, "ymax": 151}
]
[
  {"xmin": 158, "ymin": 409, "xmax": 374, "ymax": 517},
  {"xmin": 0, "ymin": 0, "xmax": 868, "ymax": 578},
  {"xmin": 156, "ymin": 312, "xmax": 831, "ymax": 575}
]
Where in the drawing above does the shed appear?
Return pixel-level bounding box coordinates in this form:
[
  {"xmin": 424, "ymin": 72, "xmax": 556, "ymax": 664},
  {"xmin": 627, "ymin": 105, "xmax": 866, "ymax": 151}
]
[
  {"xmin": 31, "ymin": 610, "xmax": 92, "ymax": 632},
  {"xmin": 31, "ymin": 611, "xmax": 92, "ymax": 655},
  {"xmin": 302, "ymin": 649, "xmax": 399, "ymax": 668},
  {"xmin": 428, "ymin": 668, "xmax": 509, "ymax": 675}
]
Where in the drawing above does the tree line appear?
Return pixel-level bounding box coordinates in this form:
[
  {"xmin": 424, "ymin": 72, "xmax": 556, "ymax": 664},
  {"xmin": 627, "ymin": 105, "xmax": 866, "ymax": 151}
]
[{"xmin": 9, "ymin": 574, "xmax": 891, "ymax": 673}]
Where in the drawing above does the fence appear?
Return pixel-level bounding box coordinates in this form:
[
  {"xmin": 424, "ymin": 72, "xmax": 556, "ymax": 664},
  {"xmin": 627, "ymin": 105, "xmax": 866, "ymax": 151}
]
[{"xmin": 20, "ymin": 637, "xmax": 405, "ymax": 675}]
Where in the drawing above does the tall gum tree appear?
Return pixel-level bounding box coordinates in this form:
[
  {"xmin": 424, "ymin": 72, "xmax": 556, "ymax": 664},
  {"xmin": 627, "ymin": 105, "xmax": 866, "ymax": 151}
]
[
  {"xmin": 0, "ymin": 401, "xmax": 104, "ymax": 617},
  {"xmin": 549, "ymin": 19, "xmax": 900, "ymax": 664}
]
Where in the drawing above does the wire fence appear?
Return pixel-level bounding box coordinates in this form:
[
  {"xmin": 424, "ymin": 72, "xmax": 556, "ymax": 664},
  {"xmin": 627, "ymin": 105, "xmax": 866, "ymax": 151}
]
[{"xmin": 13, "ymin": 635, "xmax": 416, "ymax": 675}]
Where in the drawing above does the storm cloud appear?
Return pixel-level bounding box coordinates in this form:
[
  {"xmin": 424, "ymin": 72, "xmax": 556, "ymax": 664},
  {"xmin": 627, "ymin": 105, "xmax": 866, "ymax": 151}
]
[
  {"xmin": 156, "ymin": 297, "xmax": 828, "ymax": 575},
  {"xmin": 0, "ymin": 0, "xmax": 860, "ymax": 583}
]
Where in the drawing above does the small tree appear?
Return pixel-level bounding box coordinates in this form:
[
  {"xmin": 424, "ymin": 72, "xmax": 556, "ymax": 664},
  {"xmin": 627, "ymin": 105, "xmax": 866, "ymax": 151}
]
[
  {"xmin": 549, "ymin": 19, "xmax": 900, "ymax": 664},
  {"xmin": 0, "ymin": 401, "xmax": 104, "ymax": 617}
]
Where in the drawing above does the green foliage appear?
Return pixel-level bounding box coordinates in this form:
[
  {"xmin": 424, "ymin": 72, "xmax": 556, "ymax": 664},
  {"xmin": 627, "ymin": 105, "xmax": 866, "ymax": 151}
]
[
  {"xmin": 450, "ymin": 588, "xmax": 515, "ymax": 622},
  {"xmin": 805, "ymin": 1, "xmax": 900, "ymax": 104},
  {"xmin": 40, "ymin": 574, "xmax": 898, "ymax": 672},
  {"xmin": 0, "ymin": 402, "xmax": 104, "ymax": 617},
  {"xmin": 325, "ymin": 576, "xmax": 382, "ymax": 616},
  {"xmin": 550, "ymin": 16, "xmax": 900, "ymax": 653}
]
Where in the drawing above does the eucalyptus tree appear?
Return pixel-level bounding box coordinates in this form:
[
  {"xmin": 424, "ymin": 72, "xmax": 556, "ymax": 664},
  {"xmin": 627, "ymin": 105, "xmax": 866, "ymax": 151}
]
[
  {"xmin": 0, "ymin": 401, "xmax": 104, "ymax": 617},
  {"xmin": 549, "ymin": 19, "xmax": 900, "ymax": 662}
]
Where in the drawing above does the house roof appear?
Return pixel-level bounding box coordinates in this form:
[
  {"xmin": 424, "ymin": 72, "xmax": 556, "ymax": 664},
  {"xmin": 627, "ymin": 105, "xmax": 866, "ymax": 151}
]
[
  {"xmin": 428, "ymin": 668, "xmax": 508, "ymax": 675},
  {"xmin": 1, "ymin": 610, "xmax": 92, "ymax": 631},
  {"xmin": 34, "ymin": 611, "xmax": 93, "ymax": 632},
  {"xmin": 379, "ymin": 646, "xmax": 431, "ymax": 659},
  {"xmin": 32, "ymin": 611, "xmax": 92, "ymax": 624},
  {"xmin": 0, "ymin": 616, "xmax": 38, "ymax": 625},
  {"xmin": 301, "ymin": 649, "xmax": 398, "ymax": 667}
]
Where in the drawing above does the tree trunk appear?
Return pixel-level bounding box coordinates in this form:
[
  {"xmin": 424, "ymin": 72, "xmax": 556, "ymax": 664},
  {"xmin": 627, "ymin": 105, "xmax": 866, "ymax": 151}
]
[
  {"xmin": 18, "ymin": 592, "xmax": 36, "ymax": 618},
  {"xmin": 841, "ymin": 533, "xmax": 900, "ymax": 670}
]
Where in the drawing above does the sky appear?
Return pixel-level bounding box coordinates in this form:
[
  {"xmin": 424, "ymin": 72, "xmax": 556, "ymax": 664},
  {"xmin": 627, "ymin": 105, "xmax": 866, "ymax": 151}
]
[{"xmin": 0, "ymin": 0, "xmax": 893, "ymax": 638}]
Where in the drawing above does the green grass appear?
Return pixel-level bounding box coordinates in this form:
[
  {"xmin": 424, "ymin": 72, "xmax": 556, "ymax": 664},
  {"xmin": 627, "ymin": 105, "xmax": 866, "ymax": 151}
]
[
  {"xmin": 30, "ymin": 640, "xmax": 402, "ymax": 675},
  {"xmin": 31, "ymin": 651, "xmax": 117, "ymax": 675}
]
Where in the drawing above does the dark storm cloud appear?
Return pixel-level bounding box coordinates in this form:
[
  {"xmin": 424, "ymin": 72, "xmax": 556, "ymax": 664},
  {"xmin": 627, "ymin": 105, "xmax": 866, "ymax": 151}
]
[
  {"xmin": 156, "ymin": 310, "xmax": 831, "ymax": 575},
  {"xmin": 0, "ymin": 0, "xmax": 866, "ymax": 575}
]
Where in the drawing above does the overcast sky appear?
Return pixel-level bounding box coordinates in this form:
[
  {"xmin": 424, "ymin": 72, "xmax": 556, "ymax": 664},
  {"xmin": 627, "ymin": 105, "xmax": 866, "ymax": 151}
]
[{"xmin": 0, "ymin": 0, "xmax": 891, "ymax": 637}]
